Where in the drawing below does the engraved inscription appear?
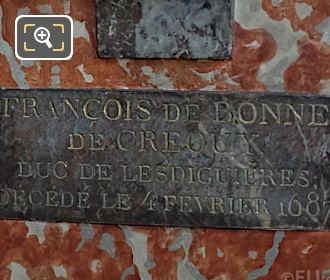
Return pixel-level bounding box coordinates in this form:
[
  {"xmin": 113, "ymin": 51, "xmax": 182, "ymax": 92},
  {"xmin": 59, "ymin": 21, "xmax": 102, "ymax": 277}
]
[{"xmin": 0, "ymin": 89, "xmax": 329, "ymax": 229}]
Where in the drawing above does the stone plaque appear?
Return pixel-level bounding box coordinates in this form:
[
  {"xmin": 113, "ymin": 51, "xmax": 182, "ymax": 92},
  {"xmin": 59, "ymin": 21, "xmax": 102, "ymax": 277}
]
[
  {"xmin": 0, "ymin": 89, "xmax": 329, "ymax": 230},
  {"xmin": 96, "ymin": 0, "xmax": 233, "ymax": 59}
]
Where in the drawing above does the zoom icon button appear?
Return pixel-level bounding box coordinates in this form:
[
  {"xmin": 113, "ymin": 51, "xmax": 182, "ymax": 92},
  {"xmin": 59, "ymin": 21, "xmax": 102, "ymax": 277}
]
[{"xmin": 15, "ymin": 15, "xmax": 73, "ymax": 61}]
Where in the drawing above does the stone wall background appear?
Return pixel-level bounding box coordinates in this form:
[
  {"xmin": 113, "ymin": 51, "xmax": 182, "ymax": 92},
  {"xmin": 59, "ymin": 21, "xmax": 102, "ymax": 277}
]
[{"xmin": 0, "ymin": 0, "xmax": 329, "ymax": 279}]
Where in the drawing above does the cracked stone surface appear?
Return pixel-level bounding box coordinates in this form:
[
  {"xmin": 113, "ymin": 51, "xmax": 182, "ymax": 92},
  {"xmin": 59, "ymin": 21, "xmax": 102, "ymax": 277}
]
[
  {"xmin": 0, "ymin": 0, "xmax": 330, "ymax": 279},
  {"xmin": 96, "ymin": 0, "xmax": 233, "ymax": 59}
]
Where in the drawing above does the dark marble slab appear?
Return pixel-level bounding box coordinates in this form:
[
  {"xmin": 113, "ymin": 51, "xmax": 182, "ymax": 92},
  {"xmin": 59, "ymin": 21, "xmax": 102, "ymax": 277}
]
[
  {"xmin": 0, "ymin": 89, "xmax": 329, "ymax": 230},
  {"xmin": 96, "ymin": 0, "xmax": 234, "ymax": 59}
]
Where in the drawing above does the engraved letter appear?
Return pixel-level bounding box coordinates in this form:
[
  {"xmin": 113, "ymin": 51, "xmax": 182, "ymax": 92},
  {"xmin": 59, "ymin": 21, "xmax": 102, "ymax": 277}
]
[
  {"xmin": 260, "ymin": 103, "xmax": 281, "ymax": 125},
  {"xmin": 63, "ymin": 99, "xmax": 79, "ymax": 118},
  {"xmin": 139, "ymin": 165, "xmax": 152, "ymax": 183},
  {"xmin": 103, "ymin": 99, "xmax": 123, "ymax": 120},
  {"xmin": 179, "ymin": 196, "xmax": 193, "ymax": 213},
  {"xmin": 2, "ymin": 98, "xmax": 18, "ymax": 117},
  {"xmin": 197, "ymin": 167, "xmax": 211, "ymax": 184},
  {"xmin": 164, "ymin": 195, "xmax": 177, "ymax": 212},
  {"xmin": 186, "ymin": 104, "xmax": 200, "ymax": 122},
  {"xmin": 210, "ymin": 197, "xmax": 224, "ymax": 214},
  {"xmin": 284, "ymin": 104, "xmax": 304, "ymax": 125},
  {"xmin": 28, "ymin": 190, "xmax": 43, "ymax": 206},
  {"xmin": 18, "ymin": 162, "xmax": 33, "ymax": 178},
  {"xmin": 90, "ymin": 133, "xmax": 106, "ymax": 151},
  {"xmin": 298, "ymin": 171, "xmax": 310, "ymax": 188},
  {"xmin": 137, "ymin": 100, "xmax": 151, "ymax": 121},
  {"xmin": 61, "ymin": 192, "xmax": 74, "ymax": 208},
  {"xmin": 53, "ymin": 161, "xmax": 68, "ymax": 180},
  {"xmin": 140, "ymin": 131, "xmax": 158, "ymax": 152},
  {"xmin": 79, "ymin": 164, "xmax": 95, "ymax": 180},
  {"xmin": 122, "ymin": 165, "xmax": 137, "ymax": 182},
  {"xmin": 68, "ymin": 133, "xmax": 84, "ymax": 150},
  {"xmin": 117, "ymin": 130, "xmax": 136, "ymax": 151},
  {"xmin": 238, "ymin": 102, "xmax": 257, "ymax": 124},
  {"xmin": 186, "ymin": 132, "xmax": 206, "ymax": 153},
  {"xmin": 308, "ymin": 104, "xmax": 329, "ymax": 127},
  {"xmin": 117, "ymin": 194, "xmax": 131, "ymax": 210},
  {"xmin": 280, "ymin": 170, "xmax": 294, "ymax": 187},
  {"xmin": 214, "ymin": 101, "xmax": 232, "ymax": 123},
  {"xmin": 23, "ymin": 98, "xmax": 40, "ymax": 118},
  {"xmin": 83, "ymin": 98, "xmax": 101, "ymax": 121},
  {"xmin": 0, "ymin": 188, "xmax": 9, "ymax": 206},
  {"xmin": 78, "ymin": 191, "xmax": 90, "ymax": 208},
  {"xmin": 162, "ymin": 131, "xmax": 180, "ymax": 153},
  {"xmin": 164, "ymin": 104, "xmax": 180, "ymax": 122},
  {"xmin": 96, "ymin": 164, "xmax": 112, "ymax": 181}
]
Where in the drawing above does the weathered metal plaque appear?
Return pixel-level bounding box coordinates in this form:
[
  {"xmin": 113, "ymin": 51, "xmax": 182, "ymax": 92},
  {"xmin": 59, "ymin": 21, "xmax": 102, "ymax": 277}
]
[
  {"xmin": 96, "ymin": 0, "xmax": 233, "ymax": 59},
  {"xmin": 0, "ymin": 89, "xmax": 329, "ymax": 230}
]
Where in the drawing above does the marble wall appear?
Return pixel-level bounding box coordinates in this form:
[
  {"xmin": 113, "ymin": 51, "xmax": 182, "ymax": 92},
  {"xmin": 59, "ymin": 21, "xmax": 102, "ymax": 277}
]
[{"xmin": 0, "ymin": 0, "xmax": 329, "ymax": 279}]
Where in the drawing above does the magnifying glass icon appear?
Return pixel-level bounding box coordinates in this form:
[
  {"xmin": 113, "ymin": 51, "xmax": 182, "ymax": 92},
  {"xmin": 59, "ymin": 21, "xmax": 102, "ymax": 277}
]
[{"xmin": 34, "ymin": 27, "xmax": 53, "ymax": 49}]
